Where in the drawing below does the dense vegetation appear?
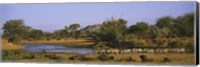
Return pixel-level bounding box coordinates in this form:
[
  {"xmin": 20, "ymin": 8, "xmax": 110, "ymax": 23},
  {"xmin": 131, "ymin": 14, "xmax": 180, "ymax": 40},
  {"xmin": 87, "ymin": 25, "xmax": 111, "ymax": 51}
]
[{"xmin": 2, "ymin": 13, "xmax": 194, "ymax": 52}]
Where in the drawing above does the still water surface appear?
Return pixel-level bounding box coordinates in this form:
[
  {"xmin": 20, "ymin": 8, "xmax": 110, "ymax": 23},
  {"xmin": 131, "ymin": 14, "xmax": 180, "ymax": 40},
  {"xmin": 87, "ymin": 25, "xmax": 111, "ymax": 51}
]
[{"xmin": 21, "ymin": 44, "xmax": 94, "ymax": 54}]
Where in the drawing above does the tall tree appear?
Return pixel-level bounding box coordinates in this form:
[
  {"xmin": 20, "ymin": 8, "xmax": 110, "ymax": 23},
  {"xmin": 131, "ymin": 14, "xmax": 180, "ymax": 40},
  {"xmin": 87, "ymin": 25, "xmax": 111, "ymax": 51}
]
[
  {"xmin": 174, "ymin": 13, "xmax": 194, "ymax": 37},
  {"xmin": 127, "ymin": 22, "xmax": 150, "ymax": 39},
  {"xmin": 29, "ymin": 29, "xmax": 44, "ymax": 40},
  {"xmin": 2, "ymin": 19, "xmax": 31, "ymax": 44},
  {"xmin": 155, "ymin": 16, "xmax": 174, "ymax": 28},
  {"xmin": 97, "ymin": 18, "xmax": 127, "ymax": 48},
  {"xmin": 52, "ymin": 29, "xmax": 67, "ymax": 40},
  {"xmin": 155, "ymin": 16, "xmax": 177, "ymax": 37}
]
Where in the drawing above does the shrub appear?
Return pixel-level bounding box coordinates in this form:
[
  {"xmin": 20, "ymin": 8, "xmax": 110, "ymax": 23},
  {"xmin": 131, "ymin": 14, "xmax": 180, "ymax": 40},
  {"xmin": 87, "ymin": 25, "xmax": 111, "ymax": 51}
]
[
  {"xmin": 44, "ymin": 53, "xmax": 61, "ymax": 60},
  {"xmin": 124, "ymin": 56, "xmax": 135, "ymax": 62},
  {"xmin": 139, "ymin": 55, "xmax": 154, "ymax": 62},
  {"xmin": 22, "ymin": 54, "xmax": 35, "ymax": 59},
  {"xmin": 97, "ymin": 54, "xmax": 114, "ymax": 61},
  {"xmin": 162, "ymin": 57, "xmax": 171, "ymax": 62},
  {"xmin": 68, "ymin": 54, "xmax": 93, "ymax": 61}
]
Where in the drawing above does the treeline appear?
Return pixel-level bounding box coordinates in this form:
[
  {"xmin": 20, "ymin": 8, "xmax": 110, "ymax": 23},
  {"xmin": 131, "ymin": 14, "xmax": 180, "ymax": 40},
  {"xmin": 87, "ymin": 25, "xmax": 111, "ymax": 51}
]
[{"xmin": 2, "ymin": 13, "xmax": 194, "ymax": 51}]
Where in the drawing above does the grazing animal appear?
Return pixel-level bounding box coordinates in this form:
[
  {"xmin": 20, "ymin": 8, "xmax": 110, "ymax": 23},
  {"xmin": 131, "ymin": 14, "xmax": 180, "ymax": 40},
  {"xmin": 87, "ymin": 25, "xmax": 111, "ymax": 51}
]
[
  {"xmin": 96, "ymin": 50, "xmax": 106, "ymax": 54},
  {"xmin": 124, "ymin": 56, "xmax": 135, "ymax": 62},
  {"xmin": 147, "ymin": 49, "xmax": 154, "ymax": 53},
  {"xmin": 143, "ymin": 49, "xmax": 154, "ymax": 53},
  {"xmin": 110, "ymin": 49, "xmax": 120, "ymax": 54},
  {"xmin": 156, "ymin": 49, "xmax": 163, "ymax": 53},
  {"xmin": 96, "ymin": 48, "xmax": 185, "ymax": 54},
  {"xmin": 177, "ymin": 48, "xmax": 185, "ymax": 53},
  {"xmin": 137, "ymin": 48, "xmax": 143, "ymax": 53},
  {"xmin": 132, "ymin": 48, "xmax": 143, "ymax": 53},
  {"xmin": 123, "ymin": 49, "xmax": 132, "ymax": 54},
  {"xmin": 163, "ymin": 49, "xmax": 168, "ymax": 53},
  {"xmin": 119, "ymin": 49, "xmax": 131, "ymax": 54}
]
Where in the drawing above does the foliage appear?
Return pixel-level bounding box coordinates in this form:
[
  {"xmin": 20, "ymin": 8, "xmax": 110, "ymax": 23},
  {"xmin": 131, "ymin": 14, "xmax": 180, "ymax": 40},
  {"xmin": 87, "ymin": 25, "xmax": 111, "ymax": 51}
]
[
  {"xmin": 96, "ymin": 18, "xmax": 127, "ymax": 48},
  {"xmin": 2, "ymin": 19, "xmax": 31, "ymax": 44}
]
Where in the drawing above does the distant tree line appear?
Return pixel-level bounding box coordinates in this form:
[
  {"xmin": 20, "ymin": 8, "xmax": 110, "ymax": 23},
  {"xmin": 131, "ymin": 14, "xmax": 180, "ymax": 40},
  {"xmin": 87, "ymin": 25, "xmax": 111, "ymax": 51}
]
[{"xmin": 2, "ymin": 13, "xmax": 194, "ymax": 52}]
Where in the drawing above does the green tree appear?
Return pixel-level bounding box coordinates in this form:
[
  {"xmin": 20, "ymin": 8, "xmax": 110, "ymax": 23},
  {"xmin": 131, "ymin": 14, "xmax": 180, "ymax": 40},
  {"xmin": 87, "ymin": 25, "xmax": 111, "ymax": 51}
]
[
  {"xmin": 29, "ymin": 29, "xmax": 43, "ymax": 40},
  {"xmin": 174, "ymin": 13, "xmax": 194, "ymax": 37},
  {"xmin": 2, "ymin": 19, "xmax": 31, "ymax": 44},
  {"xmin": 97, "ymin": 18, "xmax": 127, "ymax": 48},
  {"xmin": 69, "ymin": 24, "xmax": 80, "ymax": 38},
  {"xmin": 127, "ymin": 22, "xmax": 150, "ymax": 39},
  {"xmin": 155, "ymin": 16, "xmax": 174, "ymax": 28},
  {"xmin": 155, "ymin": 16, "xmax": 176, "ymax": 37},
  {"xmin": 81, "ymin": 24, "xmax": 101, "ymax": 38},
  {"xmin": 52, "ymin": 29, "xmax": 67, "ymax": 40}
]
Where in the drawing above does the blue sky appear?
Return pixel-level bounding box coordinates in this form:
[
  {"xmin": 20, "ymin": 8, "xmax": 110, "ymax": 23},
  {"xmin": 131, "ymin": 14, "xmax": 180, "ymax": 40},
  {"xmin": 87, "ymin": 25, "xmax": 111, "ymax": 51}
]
[{"xmin": 1, "ymin": 2, "xmax": 196, "ymax": 32}]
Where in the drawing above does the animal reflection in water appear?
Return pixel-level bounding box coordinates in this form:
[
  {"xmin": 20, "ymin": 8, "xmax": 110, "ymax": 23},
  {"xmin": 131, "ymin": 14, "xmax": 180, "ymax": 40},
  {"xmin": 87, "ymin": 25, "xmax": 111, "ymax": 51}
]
[{"xmin": 96, "ymin": 48, "xmax": 185, "ymax": 54}]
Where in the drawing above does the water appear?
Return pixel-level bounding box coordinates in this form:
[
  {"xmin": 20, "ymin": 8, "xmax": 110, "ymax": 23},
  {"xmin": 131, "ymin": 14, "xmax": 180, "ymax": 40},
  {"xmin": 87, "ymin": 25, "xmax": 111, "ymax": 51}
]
[{"xmin": 21, "ymin": 44, "xmax": 94, "ymax": 54}]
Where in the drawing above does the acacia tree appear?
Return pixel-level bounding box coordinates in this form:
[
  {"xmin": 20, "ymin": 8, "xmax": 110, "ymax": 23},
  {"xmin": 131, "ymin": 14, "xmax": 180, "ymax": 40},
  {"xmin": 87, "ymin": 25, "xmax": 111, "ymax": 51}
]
[
  {"xmin": 155, "ymin": 16, "xmax": 176, "ymax": 37},
  {"xmin": 155, "ymin": 16, "xmax": 174, "ymax": 29},
  {"xmin": 127, "ymin": 22, "xmax": 151, "ymax": 39},
  {"xmin": 2, "ymin": 19, "xmax": 31, "ymax": 44},
  {"xmin": 52, "ymin": 29, "xmax": 67, "ymax": 40},
  {"xmin": 96, "ymin": 18, "xmax": 128, "ymax": 48},
  {"xmin": 29, "ymin": 29, "xmax": 44, "ymax": 40},
  {"xmin": 174, "ymin": 13, "xmax": 194, "ymax": 37}
]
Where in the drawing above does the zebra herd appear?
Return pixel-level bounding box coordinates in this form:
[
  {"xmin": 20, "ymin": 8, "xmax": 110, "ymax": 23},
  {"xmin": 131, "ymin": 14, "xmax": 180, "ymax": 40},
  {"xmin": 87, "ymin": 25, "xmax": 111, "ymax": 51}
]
[{"xmin": 96, "ymin": 48, "xmax": 186, "ymax": 54}]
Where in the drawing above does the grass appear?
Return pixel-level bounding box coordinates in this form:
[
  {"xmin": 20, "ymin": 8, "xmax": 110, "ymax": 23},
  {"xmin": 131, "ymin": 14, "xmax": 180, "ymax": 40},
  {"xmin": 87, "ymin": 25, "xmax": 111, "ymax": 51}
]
[
  {"xmin": 20, "ymin": 38, "xmax": 95, "ymax": 47},
  {"xmin": 2, "ymin": 51, "xmax": 195, "ymax": 65},
  {"xmin": 1, "ymin": 40, "xmax": 24, "ymax": 50},
  {"xmin": 1, "ymin": 38, "xmax": 195, "ymax": 65}
]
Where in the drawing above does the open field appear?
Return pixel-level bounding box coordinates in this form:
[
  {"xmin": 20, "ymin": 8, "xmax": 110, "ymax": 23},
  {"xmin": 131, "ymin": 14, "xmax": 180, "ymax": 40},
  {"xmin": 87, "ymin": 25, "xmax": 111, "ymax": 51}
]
[{"xmin": 2, "ymin": 51, "xmax": 195, "ymax": 65}]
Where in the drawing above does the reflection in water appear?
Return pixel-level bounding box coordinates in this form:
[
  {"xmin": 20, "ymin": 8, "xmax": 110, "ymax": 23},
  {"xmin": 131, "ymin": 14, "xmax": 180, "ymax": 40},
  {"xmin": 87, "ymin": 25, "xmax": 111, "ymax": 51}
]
[{"xmin": 21, "ymin": 44, "xmax": 94, "ymax": 54}]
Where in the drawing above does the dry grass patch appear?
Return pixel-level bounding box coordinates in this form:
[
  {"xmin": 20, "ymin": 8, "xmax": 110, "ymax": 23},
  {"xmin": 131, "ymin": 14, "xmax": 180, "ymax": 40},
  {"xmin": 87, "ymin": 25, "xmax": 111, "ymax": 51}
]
[
  {"xmin": 20, "ymin": 38, "xmax": 95, "ymax": 47},
  {"xmin": 1, "ymin": 40, "xmax": 24, "ymax": 50}
]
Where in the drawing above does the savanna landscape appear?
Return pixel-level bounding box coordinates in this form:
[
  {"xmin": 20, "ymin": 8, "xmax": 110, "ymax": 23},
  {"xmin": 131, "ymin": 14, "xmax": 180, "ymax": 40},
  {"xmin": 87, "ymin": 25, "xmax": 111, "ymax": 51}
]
[{"xmin": 0, "ymin": 2, "xmax": 196, "ymax": 65}]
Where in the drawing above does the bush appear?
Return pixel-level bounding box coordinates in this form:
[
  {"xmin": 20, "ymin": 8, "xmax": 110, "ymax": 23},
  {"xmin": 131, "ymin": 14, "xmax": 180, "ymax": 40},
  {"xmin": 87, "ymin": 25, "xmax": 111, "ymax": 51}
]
[
  {"xmin": 44, "ymin": 53, "xmax": 61, "ymax": 60},
  {"xmin": 124, "ymin": 56, "xmax": 135, "ymax": 62},
  {"xmin": 2, "ymin": 50, "xmax": 22, "ymax": 61},
  {"xmin": 22, "ymin": 54, "xmax": 35, "ymax": 59},
  {"xmin": 117, "ymin": 56, "xmax": 135, "ymax": 62},
  {"xmin": 162, "ymin": 57, "xmax": 171, "ymax": 62},
  {"xmin": 139, "ymin": 55, "xmax": 154, "ymax": 62},
  {"xmin": 68, "ymin": 54, "xmax": 93, "ymax": 61},
  {"xmin": 97, "ymin": 54, "xmax": 114, "ymax": 61}
]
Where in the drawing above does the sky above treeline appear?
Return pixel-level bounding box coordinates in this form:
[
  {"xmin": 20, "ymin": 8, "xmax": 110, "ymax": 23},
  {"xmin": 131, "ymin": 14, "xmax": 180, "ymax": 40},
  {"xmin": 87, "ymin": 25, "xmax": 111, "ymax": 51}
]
[{"xmin": 1, "ymin": 2, "xmax": 196, "ymax": 32}]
